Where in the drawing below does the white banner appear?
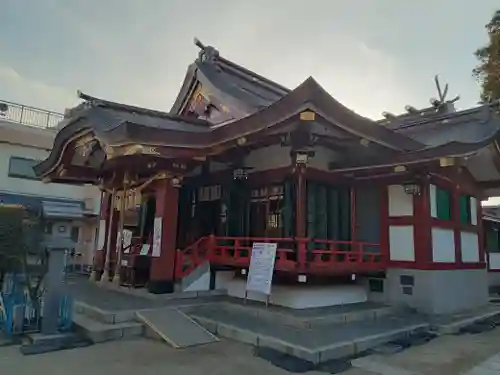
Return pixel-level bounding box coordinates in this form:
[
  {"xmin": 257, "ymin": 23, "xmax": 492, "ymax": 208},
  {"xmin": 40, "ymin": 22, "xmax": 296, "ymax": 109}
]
[
  {"xmin": 123, "ymin": 229, "xmax": 133, "ymax": 253},
  {"xmin": 152, "ymin": 217, "xmax": 162, "ymax": 257},
  {"xmin": 97, "ymin": 219, "xmax": 106, "ymax": 251},
  {"xmin": 246, "ymin": 242, "xmax": 277, "ymax": 296}
]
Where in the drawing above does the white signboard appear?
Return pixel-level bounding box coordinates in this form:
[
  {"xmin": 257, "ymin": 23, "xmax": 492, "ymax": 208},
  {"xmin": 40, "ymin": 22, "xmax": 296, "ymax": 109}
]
[
  {"xmin": 97, "ymin": 219, "xmax": 106, "ymax": 251},
  {"xmin": 152, "ymin": 217, "xmax": 163, "ymax": 257},
  {"xmin": 246, "ymin": 242, "xmax": 277, "ymax": 296}
]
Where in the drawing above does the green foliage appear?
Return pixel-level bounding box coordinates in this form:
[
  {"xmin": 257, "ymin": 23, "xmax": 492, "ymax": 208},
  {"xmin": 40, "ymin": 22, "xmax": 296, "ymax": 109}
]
[
  {"xmin": 0, "ymin": 205, "xmax": 26, "ymax": 277},
  {"xmin": 0, "ymin": 205, "xmax": 47, "ymax": 305},
  {"xmin": 473, "ymin": 10, "xmax": 500, "ymax": 103}
]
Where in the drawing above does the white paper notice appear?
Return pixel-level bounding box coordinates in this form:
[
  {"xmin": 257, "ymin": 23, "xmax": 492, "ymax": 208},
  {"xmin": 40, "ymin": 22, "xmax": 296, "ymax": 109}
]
[
  {"xmin": 123, "ymin": 230, "xmax": 133, "ymax": 253},
  {"xmin": 246, "ymin": 242, "xmax": 277, "ymax": 295},
  {"xmin": 97, "ymin": 219, "xmax": 106, "ymax": 251},
  {"xmin": 152, "ymin": 217, "xmax": 162, "ymax": 257}
]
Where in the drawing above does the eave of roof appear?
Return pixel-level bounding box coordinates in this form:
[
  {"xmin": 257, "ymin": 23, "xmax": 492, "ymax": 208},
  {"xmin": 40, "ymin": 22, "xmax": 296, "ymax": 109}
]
[{"xmin": 379, "ymin": 101, "xmax": 500, "ymax": 148}]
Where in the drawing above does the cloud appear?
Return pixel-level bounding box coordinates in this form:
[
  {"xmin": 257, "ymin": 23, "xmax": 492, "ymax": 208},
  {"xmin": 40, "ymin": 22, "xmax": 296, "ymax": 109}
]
[{"xmin": 0, "ymin": 64, "xmax": 77, "ymax": 112}]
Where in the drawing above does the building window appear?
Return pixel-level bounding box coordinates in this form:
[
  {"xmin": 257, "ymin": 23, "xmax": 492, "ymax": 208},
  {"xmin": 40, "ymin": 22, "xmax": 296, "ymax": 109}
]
[
  {"xmin": 459, "ymin": 195, "xmax": 472, "ymax": 225},
  {"xmin": 8, "ymin": 157, "xmax": 41, "ymax": 180},
  {"xmin": 197, "ymin": 185, "xmax": 221, "ymax": 202},
  {"xmin": 71, "ymin": 226, "xmax": 80, "ymax": 242},
  {"xmin": 486, "ymin": 228, "xmax": 500, "ymax": 254},
  {"xmin": 435, "ymin": 187, "xmax": 452, "ymax": 220}
]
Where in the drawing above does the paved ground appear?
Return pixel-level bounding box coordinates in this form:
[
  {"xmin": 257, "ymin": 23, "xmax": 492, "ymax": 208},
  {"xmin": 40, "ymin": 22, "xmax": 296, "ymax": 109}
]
[
  {"xmin": 0, "ymin": 339, "xmax": 328, "ymax": 375},
  {"xmin": 3, "ymin": 327, "xmax": 500, "ymax": 375},
  {"xmin": 348, "ymin": 325, "xmax": 500, "ymax": 375},
  {"xmin": 68, "ymin": 276, "xmax": 223, "ymax": 311}
]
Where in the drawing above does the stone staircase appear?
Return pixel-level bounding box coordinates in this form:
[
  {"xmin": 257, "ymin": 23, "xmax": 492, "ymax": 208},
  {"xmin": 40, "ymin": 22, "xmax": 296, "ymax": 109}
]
[
  {"xmin": 183, "ymin": 301, "xmax": 430, "ymax": 364},
  {"xmin": 73, "ymin": 302, "xmax": 144, "ymax": 343}
]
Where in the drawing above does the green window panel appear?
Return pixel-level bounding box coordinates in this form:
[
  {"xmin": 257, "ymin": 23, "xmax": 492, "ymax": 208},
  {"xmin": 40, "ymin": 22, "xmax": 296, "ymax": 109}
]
[
  {"xmin": 459, "ymin": 195, "xmax": 472, "ymax": 225},
  {"xmin": 227, "ymin": 180, "xmax": 250, "ymax": 237},
  {"xmin": 338, "ymin": 187, "xmax": 351, "ymax": 242},
  {"xmin": 307, "ymin": 182, "xmax": 352, "ymax": 251},
  {"xmin": 315, "ymin": 185, "xmax": 328, "ymax": 240},
  {"xmin": 436, "ymin": 187, "xmax": 452, "ymax": 220},
  {"xmin": 328, "ymin": 188, "xmax": 340, "ymax": 240},
  {"xmin": 306, "ymin": 182, "xmax": 317, "ymax": 249}
]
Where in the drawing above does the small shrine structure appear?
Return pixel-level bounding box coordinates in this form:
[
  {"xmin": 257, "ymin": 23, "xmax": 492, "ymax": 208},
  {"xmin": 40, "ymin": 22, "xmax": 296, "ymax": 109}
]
[{"xmin": 35, "ymin": 40, "xmax": 500, "ymax": 314}]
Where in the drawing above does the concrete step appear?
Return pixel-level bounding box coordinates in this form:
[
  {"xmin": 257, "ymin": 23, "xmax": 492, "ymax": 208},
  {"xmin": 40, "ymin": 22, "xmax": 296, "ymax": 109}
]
[
  {"xmin": 189, "ymin": 305, "xmax": 429, "ymax": 364},
  {"xmin": 137, "ymin": 308, "xmax": 219, "ymax": 348},
  {"xmin": 21, "ymin": 332, "xmax": 93, "ymax": 355},
  {"xmin": 183, "ymin": 300, "xmax": 398, "ymax": 329},
  {"xmin": 73, "ymin": 313, "xmax": 143, "ymax": 343},
  {"xmin": 74, "ymin": 301, "xmax": 137, "ymax": 324}
]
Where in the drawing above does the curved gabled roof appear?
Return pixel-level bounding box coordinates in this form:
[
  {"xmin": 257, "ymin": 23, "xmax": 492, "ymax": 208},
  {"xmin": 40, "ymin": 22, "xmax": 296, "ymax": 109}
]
[
  {"xmin": 34, "ymin": 41, "xmax": 500, "ymax": 181},
  {"xmin": 170, "ymin": 40, "xmax": 290, "ymax": 119}
]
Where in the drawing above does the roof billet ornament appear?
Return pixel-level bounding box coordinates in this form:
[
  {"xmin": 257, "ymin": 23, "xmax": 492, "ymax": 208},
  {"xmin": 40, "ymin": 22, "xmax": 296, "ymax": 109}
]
[
  {"xmin": 194, "ymin": 37, "xmax": 220, "ymax": 64},
  {"xmin": 405, "ymin": 105, "xmax": 418, "ymax": 114},
  {"xmin": 382, "ymin": 111, "xmax": 396, "ymax": 120}
]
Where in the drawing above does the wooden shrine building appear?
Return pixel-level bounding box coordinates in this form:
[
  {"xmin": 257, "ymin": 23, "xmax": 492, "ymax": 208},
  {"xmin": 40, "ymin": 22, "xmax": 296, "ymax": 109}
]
[{"xmin": 35, "ymin": 40, "xmax": 500, "ymax": 314}]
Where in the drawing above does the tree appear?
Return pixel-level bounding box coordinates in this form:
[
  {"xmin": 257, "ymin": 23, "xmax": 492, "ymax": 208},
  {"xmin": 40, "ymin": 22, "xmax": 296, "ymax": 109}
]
[
  {"xmin": 0, "ymin": 205, "xmax": 48, "ymax": 327},
  {"xmin": 473, "ymin": 10, "xmax": 500, "ymax": 103}
]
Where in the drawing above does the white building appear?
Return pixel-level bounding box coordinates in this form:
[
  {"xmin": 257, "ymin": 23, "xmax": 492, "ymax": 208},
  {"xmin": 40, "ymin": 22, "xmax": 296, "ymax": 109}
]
[{"xmin": 0, "ymin": 100, "xmax": 101, "ymax": 270}]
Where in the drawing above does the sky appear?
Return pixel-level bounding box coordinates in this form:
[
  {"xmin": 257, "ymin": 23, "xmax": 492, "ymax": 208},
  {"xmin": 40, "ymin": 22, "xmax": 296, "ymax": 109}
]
[{"xmin": 1, "ymin": 0, "xmax": 499, "ymax": 119}]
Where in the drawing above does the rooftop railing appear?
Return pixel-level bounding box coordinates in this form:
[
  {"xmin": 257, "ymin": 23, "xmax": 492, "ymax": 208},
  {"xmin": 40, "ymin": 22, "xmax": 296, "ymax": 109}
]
[{"xmin": 0, "ymin": 99, "xmax": 64, "ymax": 129}]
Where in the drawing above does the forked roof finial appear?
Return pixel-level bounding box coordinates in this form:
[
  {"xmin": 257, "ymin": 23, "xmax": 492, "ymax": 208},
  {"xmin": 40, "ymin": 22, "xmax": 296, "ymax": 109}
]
[{"xmin": 430, "ymin": 75, "xmax": 460, "ymax": 108}]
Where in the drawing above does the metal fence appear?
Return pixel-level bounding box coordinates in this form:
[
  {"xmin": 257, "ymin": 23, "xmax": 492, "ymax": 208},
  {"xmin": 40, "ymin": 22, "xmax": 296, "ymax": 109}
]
[{"xmin": 0, "ymin": 99, "xmax": 64, "ymax": 129}]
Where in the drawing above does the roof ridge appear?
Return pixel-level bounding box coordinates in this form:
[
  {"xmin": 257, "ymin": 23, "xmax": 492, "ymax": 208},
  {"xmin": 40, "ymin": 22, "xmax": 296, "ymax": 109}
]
[
  {"xmin": 194, "ymin": 39, "xmax": 290, "ymax": 95},
  {"xmin": 77, "ymin": 91, "xmax": 209, "ymax": 126},
  {"xmin": 380, "ymin": 101, "xmax": 500, "ymax": 132}
]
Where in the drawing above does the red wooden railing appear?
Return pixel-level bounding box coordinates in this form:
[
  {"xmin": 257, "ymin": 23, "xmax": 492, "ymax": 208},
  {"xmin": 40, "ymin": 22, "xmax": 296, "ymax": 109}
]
[{"xmin": 175, "ymin": 235, "xmax": 386, "ymax": 278}]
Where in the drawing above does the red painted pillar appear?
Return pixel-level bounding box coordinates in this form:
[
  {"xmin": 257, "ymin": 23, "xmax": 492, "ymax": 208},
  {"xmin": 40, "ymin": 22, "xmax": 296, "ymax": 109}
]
[
  {"xmin": 148, "ymin": 179, "xmax": 179, "ymax": 294},
  {"xmin": 413, "ymin": 181, "xmax": 432, "ymax": 267},
  {"xmin": 379, "ymin": 186, "xmax": 390, "ymax": 264},
  {"xmin": 295, "ymin": 165, "xmax": 307, "ymax": 267},
  {"xmin": 477, "ymin": 198, "xmax": 486, "ymax": 263}
]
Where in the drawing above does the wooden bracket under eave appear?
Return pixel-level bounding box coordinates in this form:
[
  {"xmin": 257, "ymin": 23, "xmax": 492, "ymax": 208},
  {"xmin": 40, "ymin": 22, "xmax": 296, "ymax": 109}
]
[{"xmin": 300, "ymin": 111, "xmax": 316, "ymax": 121}]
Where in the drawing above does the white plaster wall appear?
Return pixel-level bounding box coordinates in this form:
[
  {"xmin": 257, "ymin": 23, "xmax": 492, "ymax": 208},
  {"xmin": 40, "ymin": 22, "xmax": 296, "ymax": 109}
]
[
  {"xmin": 225, "ymin": 278, "xmax": 367, "ymax": 309},
  {"xmin": 245, "ymin": 145, "xmax": 291, "ymax": 172},
  {"xmin": 432, "ymin": 227, "xmax": 455, "ymax": 262},
  {"xmin": 489, "ymin": 253, "xmax": 500, "ymax": 270},
  {"xmin": 183, "ymin": 269, "xmax": 211, "ymax": 292},
  {"xmin": 430, "ymin": 184, "xmax": 437, "ymax": 218},
  {"xmin": 389, "ymin": 225, "xmax": 415, "ymax": 261},
  {"xmin": 388, "ymin": 185, "xmax": 413, "ymax": 216},
  {"xmin": 461, "ymin": 231, "xmax": 480, "ymax": 263},
  {"xmin": 0, "ymin": 143, "xmax": 101, "ymax": 209},
  {"xmin": 307, "ymin": 146, "xmax": 338, "ymax": 171},
  {"xmin": 470, "ymin": 197, "xmax": 478, "ymax": 225},
  {"xmin": 181, "ymin": 268, "xmax": 235, "ymax": 292}
]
